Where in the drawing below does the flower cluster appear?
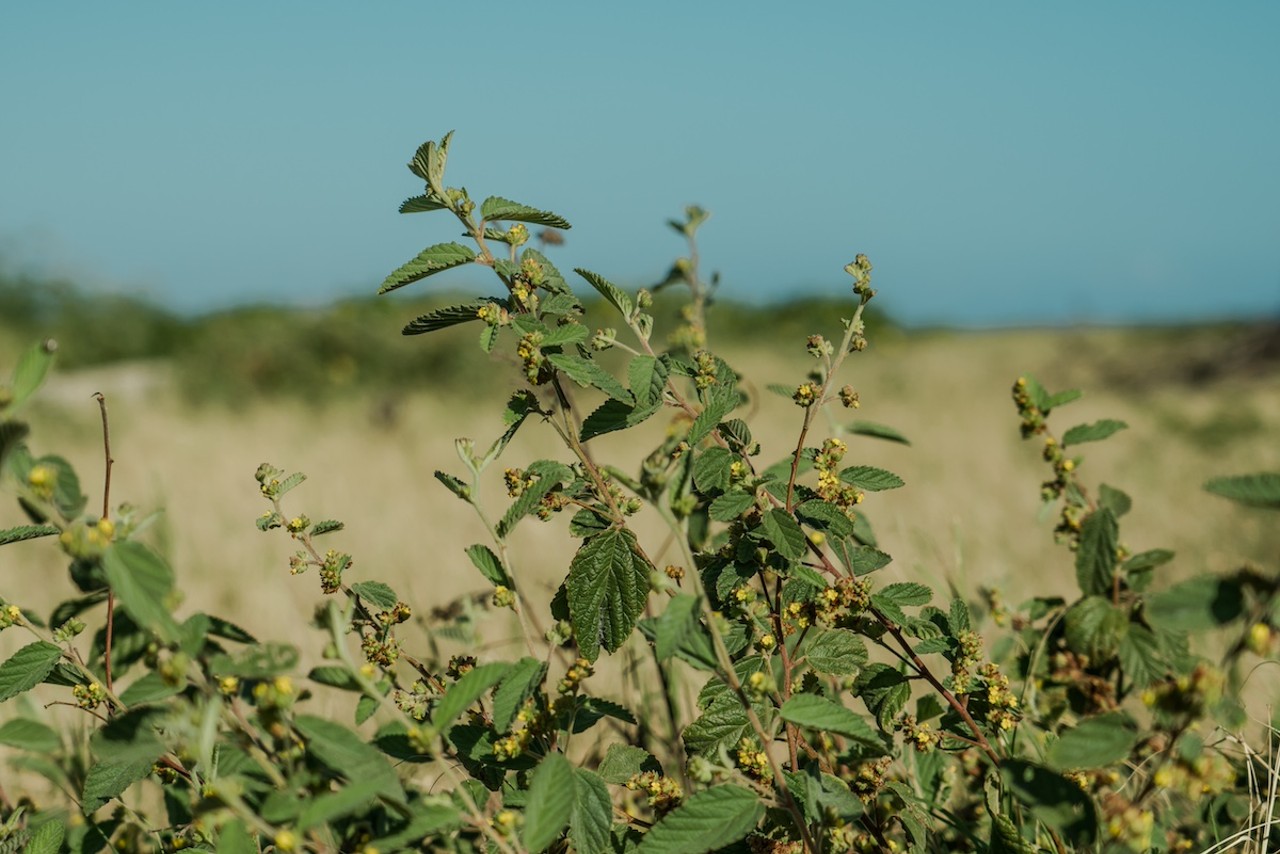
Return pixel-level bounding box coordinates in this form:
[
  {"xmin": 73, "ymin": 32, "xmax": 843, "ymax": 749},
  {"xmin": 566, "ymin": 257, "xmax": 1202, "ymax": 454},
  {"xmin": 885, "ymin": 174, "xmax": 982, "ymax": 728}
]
[{"xmin": 625, "ymin": 771, "xmax": 683, "ymax": 814}]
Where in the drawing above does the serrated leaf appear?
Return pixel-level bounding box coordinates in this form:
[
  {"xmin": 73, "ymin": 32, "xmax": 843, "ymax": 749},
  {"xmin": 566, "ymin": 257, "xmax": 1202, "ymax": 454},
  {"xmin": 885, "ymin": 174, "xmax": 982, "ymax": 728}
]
[
  {"xmin": 846, "ymin": 420, "xmax": 911, "ymax": 445},
  {"xmin": 27, "ymin": 820, "xmax": 65, "ymax": 854},
  {"xmin": 539, "ymin": 323, "xmax": 589, "ymax": 348},
  {"xmin": 522, "ymin": 752, "xmax": 575, "ymax": 852},
  {"xmin": 795, "ymin": 501, "xmax": 856, "ymax": 538},
  {"xmin": 82, "ymin": 757, "xmax": 158, "ymax": 812},
  {"xmin": 803, "ymin": 628, "xmax": 868, "ymax": 676},
  {"xmin": 1075, "ymin": 508, "xmax": 1118, "ymax": 596},
  {"xmin": 297, "ymin": 777, "xmax": 388, "ymax": 833},
  {"xmin": 1204, "ymin": 472, "xmax": 1280, "ymax": 509},
  {"xmin": 402, "ymin": 300, "xmax": 493, "ymax": 335},
  {"xmin": 216, "ymin": 820, "xmax": 257, "ymax": 854},
  {"xmin": 692, "ymin": 447, "xmax": 734, "ymax": 494},
  {"xmin": 687, "ymin": 389, "xmax": 740, "ymax": 446},
  {"xmin": 480, "ymin": 196, "xmax": 572, "ymax": 229},
  {"xmin": 432, "ymin": 661, "xmax": 512, "ymax": 733},
  {"xmin": 566, "ymin": 529, "xmax": 652, "ymax": 662},
  {"xmin": 1145, "ymin": 575, "xmax": 1244, "ymax": 631},
  {"xmin": 654, "ymin": 594, "xmax": 717, "ymax": 671},
  {"xmin": 0, "ymin": 643, "xmax": 66, "ymax": 704},
  {"xmin": 598, "ymin": 744, "xmax": 661, "ymax": 784},
  {"xmin": 575, "ymin": 269, "xmax": 633, "ymax": 318},
  {"xmin": 380, "ymin": 242, "xmax": 476, "ymax": 295},
  {"xmin": 839, "ymin": 465, "xmax": 904, "ymax": 491},
  {"xmin": 1118, "ymin": 624, "xmax": 1165, "ymax": 688},
  {"xmin": 570, "ymin": 769, "xmax": 612, "ymax": 854},
  {"xmin": 832, "ymin": 542, "xmax": 892, "ymax": 575},
  {"xmin": 308, "ymin": 666, "xmax": 361, "ymax": 692},
  {"xmin": 352, "ymin": 581, "xmax": 399, "ymax": 610},
  {"xmin": 709, "ymin": 491, "xmax": 755, "ymax": 521},
  {"xmin": 295, "ymin": 714, "xmax": 403, "ymax": 799},
  {"xmin": 580, "ymin": 397, "xmax": 661, "ymax": 442},
  {"xmin": 635, "ymin": 785, "xmax": 763, "ymax": 854},
  {"xmin": 1062, "ymin": 419, "xmax": 1128, "ymax": 447},
  {"xmin": 781, "ymin": 695, "xmax": 884, "ymax": 749},
  {"xmin": 1047, "ymin": 713, "xmax": 1138, "ymax": 769},
  {"xmin": 1000, "ymin": 759, "xmax": 1097, "ymax": 843},
  {"xmin": 857, "ymin": 664, "xmax": 911, "ymax": 732},
  {"xmin": 684, "ymin": 700, "xmax": 753, "ymax": 757},
  {"xmin": 628, "ymin": 355, "xmax": 668, "ymax": 408},
  {"xmin": 0, "ymin": 524, "xmax": 60, "ymax": 546},
  {"xmin": 0, "ymin": 718, "xmax": 60, "ymax": 753},
  {"xmin": 498, "ymin": 460, "xmax": 572, "ymax": 537},
  {"xmin": 465, "ymin": 543, "xmax": 511, "ymax": 587},
  {"xmin": 119, "ymin": 671, "xmax": 181, "ymax": 706},
  {"xmin": 9, "ymin": 339, "xmax": 57, "ymax": 413},
  {"xmin": 492, "ymin": 657, "xmax": 547, "ymax": 733},
  {"xmin": 1122, "ymin": 549, "xmax": 1175, "ymax": 572},
  {"xmin": 759, "ymin": 508, "xmax": 807, "ymax": 560},
  {"xmin": 310, "ymin": 519, "xmax": 344, "ymax": 536},
  {"xmin": 102, "ymin": 541, "xmax": 181, "ymax": 644},
  {"xmin": 548, "ymin": 353, "xmax": 631, "ymax": 402},
  {"xmin": 1097, "ymin": 484, "xmax": 1131, "ymax": 518},
  {"xmin": 209, "ymin": 642, "xmax": 299, "ymax": 679},
  {"xmin": 1063, "ymin": 596, "xmax": 1127, "ymax": 661},
  {"xmin": 399, "ymin": 194, "xmax": 449, "ymax": 214}
]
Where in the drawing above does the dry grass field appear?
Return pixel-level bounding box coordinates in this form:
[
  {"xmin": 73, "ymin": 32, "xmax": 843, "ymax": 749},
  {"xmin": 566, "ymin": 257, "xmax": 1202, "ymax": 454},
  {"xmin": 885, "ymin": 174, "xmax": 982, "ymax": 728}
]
[{"xmin": 3, "ymin": 326, "xmax": 1277, "ymax": 678}]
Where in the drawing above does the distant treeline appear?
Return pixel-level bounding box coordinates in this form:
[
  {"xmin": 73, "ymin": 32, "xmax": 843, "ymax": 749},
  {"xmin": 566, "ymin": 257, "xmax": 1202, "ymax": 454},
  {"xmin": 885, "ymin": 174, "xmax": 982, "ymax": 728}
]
[{"xmin": 0, "ymin": 265, "xmax": 896, "ymax": 403}]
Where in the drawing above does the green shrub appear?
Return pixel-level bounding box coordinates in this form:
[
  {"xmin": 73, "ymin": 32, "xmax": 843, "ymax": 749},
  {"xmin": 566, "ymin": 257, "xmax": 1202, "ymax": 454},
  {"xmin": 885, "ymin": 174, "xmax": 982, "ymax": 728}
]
[{"xmin": 1, "ymin": 133, "xmax": 1278, "ymax": 853}]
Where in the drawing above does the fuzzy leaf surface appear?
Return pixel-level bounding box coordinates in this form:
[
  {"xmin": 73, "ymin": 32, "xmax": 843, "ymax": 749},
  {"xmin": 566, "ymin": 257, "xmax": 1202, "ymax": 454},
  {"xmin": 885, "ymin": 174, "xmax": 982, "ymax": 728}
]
[
  {"xmin": 522, "ymin": 752, "xmax": 575, "ymax": 852},
  {"xmin": 548, "ymin": 353, "xmax": 631, "ymax": 402},
  {"xmin": 0, "ymin": 642, "xmax": 62, "ymax": 703},
  {"xmin": 575, "ymin": 268, "xmax": 633, "ymax": 318},
  {"xmin": 781, "ymin": 695, "xmax": 884, "ymax": 749},
  {"xmin": 1075, "ymin": 508, "xmax": 1118, "ymax": 596},
  {"xmin": 380, "ymin": 242, "xmax": 476, "ymax": 294},
  {"xmin": 839, "ymin": 465, "xmax": 905, "ymax": 491},
  {"xmin": 567, "ymin": 529, "xmax": 651, "ymax": 662},
  {"xmin": 635, "ymin": 785, "xmax": 763, "ymax": 853},
  {"xmin": 481, "ymin": 196, "xmax": 572, "ymax": 229},
  {"xmin": 295, "ymin": 714, "xmax": 403, "ymax": 799},
  {"xmin": 1203, "ymin": 472, "xmax": 1280, "ymax": 509},
  {"xmin": 1062, "ymin": 419, "xmax": 1128, "ymax": 447}
]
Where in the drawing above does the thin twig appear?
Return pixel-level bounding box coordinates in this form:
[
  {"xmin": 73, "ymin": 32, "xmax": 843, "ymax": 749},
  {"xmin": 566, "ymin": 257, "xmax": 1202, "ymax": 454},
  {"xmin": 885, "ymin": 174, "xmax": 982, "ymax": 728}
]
[{"xmin": 93, "ymin": 392, "xmax": 117, "ymax": 697}]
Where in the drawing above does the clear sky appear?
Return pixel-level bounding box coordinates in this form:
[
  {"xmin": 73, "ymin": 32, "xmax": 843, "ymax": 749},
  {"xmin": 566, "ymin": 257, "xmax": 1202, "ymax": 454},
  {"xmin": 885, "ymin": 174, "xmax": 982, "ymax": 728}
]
[{"xmin": 2, "ymin": 2, "xmax": 1277, "ymax": 327}]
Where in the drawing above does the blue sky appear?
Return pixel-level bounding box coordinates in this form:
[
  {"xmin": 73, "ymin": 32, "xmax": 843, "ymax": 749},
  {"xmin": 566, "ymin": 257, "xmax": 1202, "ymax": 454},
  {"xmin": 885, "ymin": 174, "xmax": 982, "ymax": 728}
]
[{"xmin": 2, "ymin": 2, "xmax": 1277, "ymax": 327}]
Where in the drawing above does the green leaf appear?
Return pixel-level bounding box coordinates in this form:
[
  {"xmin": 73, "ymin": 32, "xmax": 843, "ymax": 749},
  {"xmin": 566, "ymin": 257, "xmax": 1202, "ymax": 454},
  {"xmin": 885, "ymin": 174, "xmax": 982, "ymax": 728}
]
[
  {"xmin": 628, "ymin": 355, "xmax": 668, "ymax": 408},
  {"xmin": 492, "ymin": 657, "xmax": 547, "ymax": 733},
  {"xmin": 351, "ymin": 581, "xmax": 399, "ymax": 610},
  {"xmin": 692, "ymin": 447, "xmax": 734, "ymax": 494},
  {"xmin": 27, "ymin": 820, "xmax": 65, "ymax": 854},
  {"xmin": 0, "ymin": 524, "xmax": 60, "ymax": 546},
  {"xmin": 709, "ymin": 491, "xmax": 755, "ymax": 522},
  {"xmin": 1146, "ymin": 575, "xmax": 1245, "ymax": 632},
  {"xmin": 402, "ymin": 300, "xmax": 496, "ymax": 335},
  {"xmin": 654, "ymin": 594, "xmax": 717, "ymax": 671},
  {"xmin": 575, "ymin": 269, "xmax": 633, "ymax": 318},
  {"xmin": 215, "ymin": 820, "xmax": 256, "ymax": 854},
  {"xmin": 566, "ymin": 528, "xmax": 652, "ymax": 662},
  {"xmin": 480, "ymin": 196, "xmax": 572, "ymax": 229},
  {"xmin": 522, "ymin": 752, "xmax": 575, "ymax": 852},
  {"xmin": 432, "ymin": 661, "xmax": 511, "ymax": 733},
  {"xmin": 498, "ymin": 460, "xmax": 572, "ymax": 537},
  {"xmin": 1118, "ymin": 624, "xmax": 1166, "ymax": 688},
  {"xmin": 1098, "ymin": 483, "xmax": 1132, "ymax": 518},
  {"xmin": 1123, "ymin": 549, "xmax": 1174, "ymax": 573},
  {"xmin": 635, "ymin": 785, "xmax": 763, "ymax": 854},
  {"xmin": 839, "ymin": 465, "xmax": 905, "ymax": 491},
  {"xmin": 1075, "ymin": 508, "xmax": 1118, "ymax": 596},
  {"xmin": 802, "ymin": 628, "xmax": 868, "ymax": 676},
  {"xmin": 83, "ymin": 757, "xmax": 158, "ymax": 812},
  {"xmin": 795, "ymin": 500, "xmax": 856, "ymax": 538},
  {"xmin": 379, "ymin": 242, "xmax": 476, "ymax": 294},
  {"xmin": 760, "ymin": 508, "xmax": 808, "ymax": 560},
  {"xmin": 1204, "ymin": 472, "xmax": 1280, "ymax": 509},
  {"xmin": 209, "ymin": 641, "xmax": 299, "ymax": 679},
  {"xmin": 548, "ymin": 353, "xmax": 631, "ymax": 402},
  {"xmin": 683, "ymin": 700, "xmax": 753, "ymax": 757},
  {"xmin": 311, "ymin": 519, "xmax": 344, "ymax": 536},
  {"xmin": 466, "ymin": 543, "xmax": 512, "ymax": 587},
  {"xmin": 0, "ymin": 718, "xmax": 60, "ymax": 753},
  {"xmin": 8, "ymin": 339, "xmax": 57, "ymax": 413},
  {"xmin": 781, "ymin": 695, "xmax": 883, "ymax": 750},
  {"xmin": 1000, "ymin": 759, "xmax": 1097, "ymax": 843},
  {"xmin": 297, "ymin": 777, "xmax": 388, "ymax": 833},
  {"xmin": 832, "ymin": 542, "xmax": 892, "ymax": 575},
  {"xmin": 308, "ymin": 666, "xmax": 361, "ymax": 692},
  {"xmin": 687, "ymin": 389, "xmax": 740, "ymax": 446},
  {"xmin": 434, "ymin": 470, "xmax": 472, "ymax": 503},
  {"xmin": 871, "ymin": 582, "xmax": 932, "ymax": 624},
  {"xmin": 846, "ymin": 420, "xmax": 910, "ymax": 445},
  {"xmin": 1062, "ymin": 419, "xmax": 1128, "ymax": 447},
  {"xmin": 119, "ymin": 671, "xmax": 181, "ymax": 706},
  {"xmin": 0, "ymin": 641, "xmax": 63, "ymax": 702},
  {"xmin": 295, "ymin": 714, "xmax": 404, "ymax": 799},
  {"xmin": 580, "ymin": 397, "xmax": 661, "ymax": 442},
  {"xmin": 1047, "ymin": 713, "xmax": 1138, "ymax": 770},
  {"xmin": 570, "ymin": 769, "xmax": 613, "ymax": 854},
  {"xmin": 1063, "ymin": 596, "xmax": 1127, "ymax": 661},
  {"xmin": 597, "ymin": 743, "xmax": 661, "ymax": 784},
  {"xmin": 857, "ymin": 664, "xmax": 912, "ymax": 732},
  {"xmin": 102, "ymin": 541, "xmax": 181, "ymax": 644},
  {"xmin": 399, "ymin": 194, "xmax": 449, "ymax": 214}
]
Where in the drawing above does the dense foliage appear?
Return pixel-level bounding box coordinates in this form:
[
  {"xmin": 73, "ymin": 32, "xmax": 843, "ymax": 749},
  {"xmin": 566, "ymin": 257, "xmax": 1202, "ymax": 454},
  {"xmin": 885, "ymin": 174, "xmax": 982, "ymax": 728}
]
[{"xmin": 1, "ymin": 133, "xmax": 1278, "ymax": 852}]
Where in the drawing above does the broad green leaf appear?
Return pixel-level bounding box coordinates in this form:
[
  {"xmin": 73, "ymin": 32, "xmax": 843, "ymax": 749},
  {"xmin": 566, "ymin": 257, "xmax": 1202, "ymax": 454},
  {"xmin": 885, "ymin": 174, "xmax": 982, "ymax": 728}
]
[
  {"xmin": 1204, "ymin": 472, "xmax": 1280, "ymax": 509},
  {"xmin": 82, "ymin": 757, "xmax": 158, "ymax": 812},
  {"xmin": 522, "ymin": 753, "xmax": 575, "ymax": 852},
  {"xmin": 101, "ymin": 541, "xmax": 180, "ymax": 644},
  {"xmin": 371, "ymin": 800, "xmax": 464, "ymax": 848},
  {"xmin": 1062, "ymin": 419, "xmax": 1127, "ymax": 447},
  {"xmin": 521, "ymin": 248, "xmax": 570, "ymax": 294},
  {"xmin": 0, "ymin": 718, "xmax": 60, "ymax": 753},
  {"xmin": 0, "ymin": 641, "xmax": 63, "ymax": 702},
  {"xmin": 580, "ymin": 397, "xmax": 661, "ymax": 442},
  {"xmin": 846, "ymin": 420, "xmax": 910, "ymax": 445},
  {"xmin": 687, "ymin": 389, "xmax": 740, "ymax": 446},
  {"xmin": 498, "ymin": 460, "xmax": 572, "ymax": 537},
  {"xmin": 781, "ymin": 695, "xmax": 883, "ymax": 749},
  {"xmin": 308, "ymin": 666, "xmax": 362, "ymax": 692},
  {"xmin": 379, "ymin": 242, "xmax": 476, "ymax": 294},
  {"xmin": 575, "ymin": 268, "xmax": 634, "ymax": 318},
  {"xmin": 857, "ymin": 664, "xmax": 911, "ymax": 732},
  {"xmin": 566, "ymin": 528, "xmax": 652, "ymax": 662},
  {"xmin": 760, "ymin": 508, "xmax": 807, "ymax": 560},
  {"xmin": 432, "ymin": 661, "xmax": 512, "ymax": 733},
  {"xmin": 0, "ymin": 524, "xmax": 60, "ymax": 546},
  {"xmin": 295, "ymin": 714, "xmax": 404, "ymax": 799},
  {"xmin": 1118, "ymin": 624, "xmax": 1165, "ymax": 688},
  {"xmin": 683, "ymin": 701, "xmax": 752, "ymax": 757},
  {"xmin": 402, "ymin": 300, "xmax": 496, "ymax": 335},
  {"xmin": 399, "ymin": 194, "xmax": 449, "ymax": 213},
  {"xmin": 1000, "ymin": 759, "xmax": 1097, "ymax": 843},
  {"xmin": 802, "ymin": 628, "xmax": 868, "ymax": 676},
  {"xmin": 709, "ymin": 491, "xmax": 754, "ymax": 521},
  {"xmin": 635, "ymin": 785, "xmax": 763, "ymax": 854},
  {"xmin": 1045, "ymin": 388, "xmax": 1084, "ymax": 409},
  {"xmin": 27, "ymin": 820, "xmax": 65, "ymax": 854},
  {"xmin": 870, "ymin": 582, "xmax": 932, "ymax": 624},
  {"xmin": 215, "ymin": 820, "xmax": 256, "ymax": 854},
  {"xmin": 209, "ymin": 642, "xmax": 299, "ymax": 679},
  {"xmin": 466, "ymin": 543, "xmax": 511, "ymax": 587},
  {"xmin": 1075, "ymin": 508, "xmax": 1118, "ymax": 596},
  {"xmin": 539, "ymin": 323, "xmax": 589, "ymax": 348},
  {"xmin": 8, "ymin": 339, "xmax": 57, "ymax": 413},
  {"xmin": 839, "ymin": 465, "xmax": 904, "ymax": 491},
  {"xmin": 548, "ymin": 353, "xmax": 631, "ymax": 402},
  {"xmin": 628, "ymin": 354, "xmax": 668, "ymax": 407},
  {"xmin": 351, "ymin": 581, "xmax": 399, "ymax": 610},
  {"xmin": 570, "ymin": 769, "xmax": 613, "ymax": 854},
  {"xmin": 119, "ymin": 671, "xmax": 181, "ymax": 706},
  {"xmin": 692, "ymin": 447, "xmax": 734, "ymax": 494},
  {"xmin": 1123, "ymin": 549, "xmax": 1174, "ymax": 573},
  {"xmin": 832, "ymin": 542, "xmax": 892, "ymax": 575},
  {"xmin": 297, "ymin": 778, "xmax": 387, "ymax": 832},
  {"xmin": 407, "ymin": 131, "xmax": 453, "ymax": 188},
  {"xmin": 1146, "ymin": 575, "xmax": 1245, "ymax": 632},
  {"xmin": 1047, "ymin": 713, "xmax": 1138, "ymax": 769},
  {"xmin": 1098, "ymin": 483, "xmax": 1132, "ymax": 517},
  {"xmin": 654, "ymin": 594, "xmax": 717, "ymax": 671},
  {"xmin": 597, "ymin": 743, "xmax": 661, "ymax": 784},
  {"xmin": 1063, "ymin": 596, "xmax": 1126, "ymax": 661},
  {"xmin": 492, "ymin": 657, "xmax": 547, "ymax": 733},
  {"xmin": 481, "ymin": 196, "xmax": 572, "ymax": 229},
  {"xmin": 795, "ymin": 500, "xmax": 856, "ymax": 538}
]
